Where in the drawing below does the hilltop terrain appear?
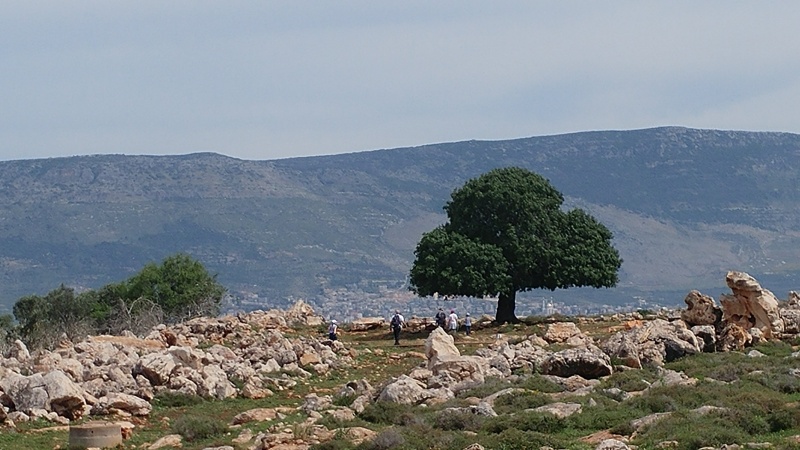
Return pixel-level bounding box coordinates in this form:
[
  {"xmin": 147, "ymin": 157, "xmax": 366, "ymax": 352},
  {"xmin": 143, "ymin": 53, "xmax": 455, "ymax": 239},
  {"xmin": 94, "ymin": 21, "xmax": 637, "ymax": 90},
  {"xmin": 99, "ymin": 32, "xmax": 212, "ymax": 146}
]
[
  {"xmin": 3, "ymin": 127, "xmax": 800, "ymax": 315},
  {"xmin": 1, "ymin": 271, "xmax": 800, "ymax": 450}
]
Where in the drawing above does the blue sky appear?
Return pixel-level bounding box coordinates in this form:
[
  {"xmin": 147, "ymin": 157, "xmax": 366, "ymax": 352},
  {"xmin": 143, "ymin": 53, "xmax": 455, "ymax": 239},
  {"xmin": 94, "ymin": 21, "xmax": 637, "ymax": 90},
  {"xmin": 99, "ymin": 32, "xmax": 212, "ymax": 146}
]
[{"xmin": 2, "ymin": 2, "xmax": 799, "ymax": 161}]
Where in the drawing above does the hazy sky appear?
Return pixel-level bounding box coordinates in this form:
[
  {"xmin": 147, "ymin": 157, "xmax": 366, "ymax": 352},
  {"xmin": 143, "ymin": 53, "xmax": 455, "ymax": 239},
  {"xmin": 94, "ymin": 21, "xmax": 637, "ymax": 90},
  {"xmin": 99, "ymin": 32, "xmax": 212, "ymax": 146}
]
[{"xmin": 2, "ymin": 2, "xmax": 799, "ymax": 162}]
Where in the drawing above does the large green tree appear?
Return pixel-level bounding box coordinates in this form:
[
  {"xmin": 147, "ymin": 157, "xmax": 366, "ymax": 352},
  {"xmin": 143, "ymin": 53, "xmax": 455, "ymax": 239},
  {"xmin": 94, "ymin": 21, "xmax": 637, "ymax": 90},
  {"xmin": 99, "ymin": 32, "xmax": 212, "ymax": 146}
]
[{"xmin": 409, "ymin": 167, "xmax": 622, "ymax": 324}]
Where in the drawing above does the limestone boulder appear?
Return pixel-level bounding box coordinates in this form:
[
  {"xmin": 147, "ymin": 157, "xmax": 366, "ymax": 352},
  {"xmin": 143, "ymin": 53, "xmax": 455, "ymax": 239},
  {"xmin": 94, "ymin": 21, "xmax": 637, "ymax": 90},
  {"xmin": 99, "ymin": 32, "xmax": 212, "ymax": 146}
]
[
  {"xmin": 377, "ymin": 375, "xmax": 430, "ymax": 405},
  {"xmin": 681, "ymin": 290, "xmax": 721, "ymax": 326},
  {"xmin": 541, "ymin": 346, "xmax": 612, "ymax": 379},
  {"xmin": 348, "ymin": 317, "xmax": 385, "ymax": 331},
  {"xmin": 42, "ymin": 370, "xmax": 87, "ymax": 420},
  {"xmin": 601, "ymin": 319, "xmax": 700, "ymax": 367},
  {"xmin": 133, "ymin": 353, "xmax": 177, "ymax": 386},
  {"xmin": 721, "ymin": 271, "xmax": 784, "ymax": 338},
  {"xmin": 1, "ymin": 370, "xmax": 86, "ymax": 420},
  {"xmin": 543, "ymin": 322, "xmax": 583, "ymax": 343},
  {"xmin": 425, "ymin": 327, "xmax": 460, "ymax": 368},
  {"xmin": 781, "ymin": 308, "xmax": 800, "ymax": 334},
  {"xmin": 92, "ymin": 392, "xmax": 152, "ymax": 416}
]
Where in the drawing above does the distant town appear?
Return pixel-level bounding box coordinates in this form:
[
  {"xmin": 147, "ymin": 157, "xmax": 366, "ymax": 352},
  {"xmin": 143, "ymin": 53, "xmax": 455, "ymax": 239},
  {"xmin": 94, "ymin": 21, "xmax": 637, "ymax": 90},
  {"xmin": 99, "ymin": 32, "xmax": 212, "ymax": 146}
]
[{"xmin": 227, "ymin": 285, "xmax": 680, "ymax": 323}]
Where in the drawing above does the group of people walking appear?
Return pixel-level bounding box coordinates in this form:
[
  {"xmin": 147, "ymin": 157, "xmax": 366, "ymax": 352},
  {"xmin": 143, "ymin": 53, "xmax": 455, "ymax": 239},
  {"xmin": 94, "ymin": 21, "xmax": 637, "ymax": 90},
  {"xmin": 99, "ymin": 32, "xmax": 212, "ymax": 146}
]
[
  {"xmin": 389, "ymin": 307, "xmax": 472, "ymax": 345},
  {"xmin": 433, "ymin": 307, "xmax": 471, "ymax": 335},
  {"xmin": 327, "ymin": 307, "xmax": 473, "ymax": 346}
]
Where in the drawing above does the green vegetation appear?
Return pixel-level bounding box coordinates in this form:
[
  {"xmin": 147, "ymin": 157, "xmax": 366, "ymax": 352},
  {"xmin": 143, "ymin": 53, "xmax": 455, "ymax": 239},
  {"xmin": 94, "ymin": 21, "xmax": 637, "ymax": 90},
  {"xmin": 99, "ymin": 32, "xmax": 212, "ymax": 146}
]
[
  {"xmin": 7, "ymin": 253, "xmax": 224, "ymax": 349},
  {"xmin": 409, "ymin": 167, "xmax": 622, "ymax": 323}
]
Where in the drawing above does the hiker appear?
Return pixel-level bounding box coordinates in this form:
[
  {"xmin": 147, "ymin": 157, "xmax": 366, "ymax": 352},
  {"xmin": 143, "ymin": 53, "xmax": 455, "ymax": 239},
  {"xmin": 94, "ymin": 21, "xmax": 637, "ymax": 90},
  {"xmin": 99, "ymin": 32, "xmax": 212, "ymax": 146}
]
[
  {"xmin": 390, "ymin": 310, "xmax": 405, "ymax": 345},
  {"xmin": 447, "ymin": 309, "xmax": 458, "ymax": 335},
  {"xmin": 328, "ymin": 319, "xmax": 338, "ymax": 341},
  {"xmin": 464, "ymin": 313, "xmax": 472, "ymax": 336},
  {"xmin": 435, "ymin": 307, "xmax": 447, "ymax": 328}
]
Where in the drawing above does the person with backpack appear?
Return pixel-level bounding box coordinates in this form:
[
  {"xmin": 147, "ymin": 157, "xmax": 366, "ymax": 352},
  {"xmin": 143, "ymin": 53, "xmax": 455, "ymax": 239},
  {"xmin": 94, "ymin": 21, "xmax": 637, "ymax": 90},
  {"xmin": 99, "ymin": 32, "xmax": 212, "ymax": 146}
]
[
  {"xmin": 328, "ymin": 319, "xmax": 338, "ymax": 341},
  {"xmin": 435, "ymin": 307, "xmax": 447, "ymax": 328},
  {"xmin": 390, "ymin": 310, "xmax": 405, "ymax": 345}
]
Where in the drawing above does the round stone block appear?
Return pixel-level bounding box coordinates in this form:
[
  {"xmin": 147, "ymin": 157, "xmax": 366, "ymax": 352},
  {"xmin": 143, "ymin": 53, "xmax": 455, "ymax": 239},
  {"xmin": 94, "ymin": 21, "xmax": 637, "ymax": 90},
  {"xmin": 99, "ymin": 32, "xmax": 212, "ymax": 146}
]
[{"xmin": 69, "ymin": 422, "xmax": 123, "ymax": 448}]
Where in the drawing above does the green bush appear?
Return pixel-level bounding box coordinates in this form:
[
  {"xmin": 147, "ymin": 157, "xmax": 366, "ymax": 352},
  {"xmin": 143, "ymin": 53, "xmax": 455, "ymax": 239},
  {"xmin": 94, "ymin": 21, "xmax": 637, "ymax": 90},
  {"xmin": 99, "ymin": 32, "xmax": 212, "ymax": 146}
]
[
  {"xmin": 597, "ymin": 366, "xmax": 658, "ymax": 392},
  {"xmin": 565, "ymin": 397, "xmax": 643, "ymax": 432},
  {"xmin": 153, "ymin": 391, "xmax": 206, "ymax": 408},
  {"xmin": 485, "ymin": 428, "xmax": 573, "ymax": 450},
  {"xmin": 482, "ymin": 410, "xmax": 565, "ymax": 434},
  {"xmin": 433, "ymin": 409, "xmax": 485, "ymax": 431},
  {"xmin": 516, "ymin": 374, "xmax": 565, "ymax": 393},
  {"xmin": 171, "ymin": 415, "xmax": 227, "ymax": 442},
  {"xmin": 632, "ymin": 411, "xmax": 749, "ymax": 450},
  {"xmin": 358, "ymin": 401, "xmax": 414, "ymax": 425},
  {"xmin": 333, "ymin": 393, "xmax": 358, "ymax": 407},
  {"xmin": 310, "ymin": 440, "xmax": 356, "ymax": 450},
  {"xmin": 359, "ymin": 428, "xmax": 405, "ymax": 450},
  {"xmin": 457, "ymin": 376, "xmax": 513, "ymax": 399},
  {"xmin": 492, "ymin": 390, "xmax": 550, "ymax": 414}
]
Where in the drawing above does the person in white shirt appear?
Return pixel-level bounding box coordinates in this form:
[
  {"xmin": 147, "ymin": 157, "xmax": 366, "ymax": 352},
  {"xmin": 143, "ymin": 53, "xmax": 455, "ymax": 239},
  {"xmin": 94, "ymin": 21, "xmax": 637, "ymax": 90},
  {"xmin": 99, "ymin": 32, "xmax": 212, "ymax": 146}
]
[{"xmin": 447, "ymin": 309, "xmax": 458, "ymax": 335}]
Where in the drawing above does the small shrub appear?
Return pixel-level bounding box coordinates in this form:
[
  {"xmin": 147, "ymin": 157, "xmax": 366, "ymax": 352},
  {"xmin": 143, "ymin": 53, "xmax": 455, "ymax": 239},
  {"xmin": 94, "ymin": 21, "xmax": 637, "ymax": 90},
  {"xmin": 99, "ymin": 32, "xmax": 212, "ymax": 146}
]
[
  {"xmin": 516, "ymin": 374, "xmax": 565, "ymax": 393},
  {"xmin": 566, "ymin": 398, "xmax": 643, "ymax": 432},
  {"xmin": 457, "ymin": 376, "xmax": 513, "ymax": 398},
  {"xmin": 597, "ymin": 366, "xmax": 658, "ymax": 392},
  {"xmin": 153, "ymin": 391, "xmax": 205, "ymax": 408},
  {"xmin": 310, "ymin": 439, "xmax": 356, "ymax": 450},
  {"xmin": 768, "ymin": 407, "xmax": 800, "ymax": 432},
  {"xmin": 358, "ymin": 401, "xmax": 413, "ymax": 425},
  {"xmin": 333, "ymin": 393, "xmax": 358, "ymax": 407},
  {"xmin": 492, "ymin": 390, "xmax": 550, "ymax": 414},
  {"xmin": 362, "ymin": 428, "xmax": 405, "ymax": 450},
  {"xmin": 433, "ymin": 409, "xmax": 485, "ymax": 431},
  {"xmin": 482, "ymin": 410, "xmax": 565, "ymax": 434},
  {"xmin": 171, "ymin": 415, "xmax": 227, "ymax": 442},
  {"xmin": 632, "ymin": 411, "xmax": 750, "ymax": 450},
  {"xmin": 485, "ymin": 428, "xmax": 571, "ymax": 450}
]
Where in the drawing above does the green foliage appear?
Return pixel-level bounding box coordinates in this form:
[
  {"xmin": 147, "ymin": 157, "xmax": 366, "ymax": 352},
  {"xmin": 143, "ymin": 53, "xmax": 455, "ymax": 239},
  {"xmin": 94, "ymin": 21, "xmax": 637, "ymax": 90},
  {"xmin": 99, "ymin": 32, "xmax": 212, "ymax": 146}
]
[
  {"xmin": 310, "ymin": 439, "xmax": 357, "ymax": 450},
  {"xmin": 597, "ymin": 366, "xmax": 660, "ymax": 392},
  {"xmin": 11, "ymin": 285, "xmax": 96, "ymax": 348},
  {"xmin": 358, "ymin": 401, "xmax": 415, "ymax": 425},
  {"xmin": 483, "ymin": 410, "xmax": 566, "ymax": 434},
  {"xmin": 361, "ymin": 428, "xmax": 405, "ymax": 450},
  {"xmin": 492, "ymin": 390, "xmax": 550, "ymax": 415},
  {"xmin": 484, "ymin": 427, "xmax": 572, "ymax": 450},
  {"xmin": 457, "ymin": 376, "xmax": 514, "ymax": 398},
  {"xmin": 121, "ymin": 253, "xmax": 226, "ymax": 323},
  {"xmin": 409, "ymin": 167, "xmax": 622, "ymax": 323},
  {"xmin": 170, "ymin": 414, "xmax": 228, "ymax": 442},
  {"xmin": 152, "ymin": 391, "xmax": 206, "ymax": 408},
  {"xmin": 516, "ymin": 374, "xmax": 566, "ymax": 393},
  {"xmin": 433, "ymin": 409, "xmax": 486, "ymax": 431},
  {"xmin": 11, "ymin": 253, "xmax": 225, "ymax": 348}
]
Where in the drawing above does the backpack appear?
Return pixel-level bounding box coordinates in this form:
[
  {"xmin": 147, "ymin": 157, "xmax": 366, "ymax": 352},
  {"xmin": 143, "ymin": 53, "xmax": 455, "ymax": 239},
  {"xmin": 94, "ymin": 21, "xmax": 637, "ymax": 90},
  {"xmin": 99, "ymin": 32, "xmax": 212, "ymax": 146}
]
[{"xmin": 391, "ymin": 314, "xmax": 401, "ymax": 327}]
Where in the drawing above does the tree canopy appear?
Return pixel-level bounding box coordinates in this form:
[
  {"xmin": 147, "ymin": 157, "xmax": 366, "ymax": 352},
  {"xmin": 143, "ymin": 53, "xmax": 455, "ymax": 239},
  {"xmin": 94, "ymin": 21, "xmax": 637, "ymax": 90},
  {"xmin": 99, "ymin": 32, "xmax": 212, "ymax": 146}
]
[
  {"xmin": 409, "ymin": 167, "xmax": 622, "ymax": 323},
  {"xmin": 9, "ymin": 253, "xmax": 225, "ymax": 349}
]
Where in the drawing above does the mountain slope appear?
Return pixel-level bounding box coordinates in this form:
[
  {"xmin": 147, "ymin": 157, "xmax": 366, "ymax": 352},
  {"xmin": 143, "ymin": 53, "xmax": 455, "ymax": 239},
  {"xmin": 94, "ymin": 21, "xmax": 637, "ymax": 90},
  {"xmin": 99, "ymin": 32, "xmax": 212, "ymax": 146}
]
[{"xmin": 2, "ymin": 127, "xmax": 800, "ymax": 312}]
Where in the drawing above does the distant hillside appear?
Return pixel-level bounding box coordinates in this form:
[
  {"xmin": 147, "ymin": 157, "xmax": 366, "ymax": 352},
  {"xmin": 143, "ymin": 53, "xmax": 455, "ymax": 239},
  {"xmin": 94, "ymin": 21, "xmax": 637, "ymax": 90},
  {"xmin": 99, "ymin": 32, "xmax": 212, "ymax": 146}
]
[{"xmin": 2, "ymin": 127, "xmax": 800, "ymax": 313}]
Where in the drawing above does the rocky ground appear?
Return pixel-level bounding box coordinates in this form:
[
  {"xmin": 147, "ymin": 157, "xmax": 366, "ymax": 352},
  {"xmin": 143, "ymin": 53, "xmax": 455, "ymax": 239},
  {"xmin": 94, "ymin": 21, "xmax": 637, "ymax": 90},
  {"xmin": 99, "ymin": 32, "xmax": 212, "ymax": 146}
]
[{"xmin": 2, "ymin": 271, "xmax": 800, "ymax": 449}]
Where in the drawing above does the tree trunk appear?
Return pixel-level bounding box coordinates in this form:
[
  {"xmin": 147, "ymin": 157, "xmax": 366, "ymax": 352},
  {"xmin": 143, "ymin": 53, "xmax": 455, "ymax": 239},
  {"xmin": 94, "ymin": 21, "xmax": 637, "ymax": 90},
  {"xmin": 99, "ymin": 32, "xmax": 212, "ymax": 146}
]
[{"xmin": 495, "ymin": 291, "xmax": 519, "ymax": 324}]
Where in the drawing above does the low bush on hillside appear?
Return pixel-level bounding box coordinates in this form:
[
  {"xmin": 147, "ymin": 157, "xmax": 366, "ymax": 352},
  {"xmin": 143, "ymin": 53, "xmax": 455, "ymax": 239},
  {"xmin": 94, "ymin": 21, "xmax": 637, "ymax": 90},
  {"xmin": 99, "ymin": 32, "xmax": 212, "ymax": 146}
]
[
  {"xmin": 492, "ymin": 390, "xmax": 550, "ymax": 414},
  {"xmin": 171, "ymin": 414, "xmax": 227, "ymax": 442}
]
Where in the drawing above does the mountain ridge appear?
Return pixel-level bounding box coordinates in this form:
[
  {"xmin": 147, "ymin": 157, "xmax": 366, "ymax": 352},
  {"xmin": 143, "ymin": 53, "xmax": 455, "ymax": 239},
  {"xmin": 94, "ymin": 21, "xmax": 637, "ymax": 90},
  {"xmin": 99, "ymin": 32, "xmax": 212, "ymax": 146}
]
[{"xmin": 3, "ymin": 126, "xmax": 800, "ymax": 314}]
